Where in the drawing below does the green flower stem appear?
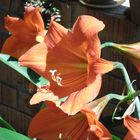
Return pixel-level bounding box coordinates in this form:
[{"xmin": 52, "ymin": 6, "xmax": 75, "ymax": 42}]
[
  {"xmin": 101, "ymin": 42, "xmax": 114, "ymax": 49},
  {"xmin": 101, "ymin": 42, "xmax": 140, "ymax": 119},
  {"xmin": 101, "ymin": 42, "xmax": 120, "ymax": 49},
  {"xmin": 135, "ymin": 97, "xmax": 140, "ymax": 119},
  {"xmin": 114, "ymin": 62, "xmax": 135, "ymax": 93},
  {"xmin": 114, "ymin": 62, "xmax": 140, "ymax": 119},
  {"xmin": 108, "ymin": 93, "xmax": 126, "ymax": 100}
]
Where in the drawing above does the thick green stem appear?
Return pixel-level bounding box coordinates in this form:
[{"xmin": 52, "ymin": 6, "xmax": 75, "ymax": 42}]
[
  {"xmin": 101, "ymin": 42, "xmax": 114, "ymax": 49},
  {"xmin": 108, "ymin": 93, "xmax": 126, "ymax": 100},
  {"xmin": 114, "ymin": 62, "xmax": 135, "ymax": 94}
]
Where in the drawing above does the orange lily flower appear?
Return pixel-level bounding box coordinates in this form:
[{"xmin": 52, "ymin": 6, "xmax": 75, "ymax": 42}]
[
  {"xmin": 112, "ymin": 42, "xmax": 140, "ymax": 72},
  {"xmin": 1, "ymin": 6, "xmax": 47, "ymax": 59},
  {"xmin": 28, "ymin": 102, "xmax": 112, "ymax": 140},
  {"xmin": 124, "ymin": 115, "xmax": 140, "ymax": 140},
  {"xmin": 19, "ymin": 15, "xmax": 114, "ymax": 115}
]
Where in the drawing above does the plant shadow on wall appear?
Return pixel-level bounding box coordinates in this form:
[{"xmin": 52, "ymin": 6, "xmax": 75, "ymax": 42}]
[{"xmin": 0, "ymin": 0, "xmax": 140, "ymax": 140}]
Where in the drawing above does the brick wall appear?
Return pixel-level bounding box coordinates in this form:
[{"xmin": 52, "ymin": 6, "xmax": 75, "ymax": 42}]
[{"xmin": 0, "ymin": 0, "xmax": 39, "ymax": 135}]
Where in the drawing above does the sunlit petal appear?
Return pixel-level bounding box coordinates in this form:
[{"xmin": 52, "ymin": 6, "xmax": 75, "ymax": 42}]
[
  {"xmin": 1, "ymin": 6, "xmax": 46, "ymax": 59},
  {"xmin": 19, "ymin": 42, "xmax": 47, "ymax": 76},
  {"xmin": 87, "ymin": 95, "xmax": 110, "ymax": 119},
  {"xmin": 2, "ymin": 36, "xmax": 36, "ymax": 58},
  {"xmin": 72, "ymin": 15, "xmax": 105, "ymax": 57},
  {"xmin": 93, "ymin": 58, "xmax": 114, "ymax": 74},
  {"xmin": 124, "ymin": 116, "xmax": 140, "ymax": 139},
  {"xmin": 30, "ymin": 89, "xmax": 59, "ymax": 106},
  {"xmin": 24, "ymin": 7, "xmax": 45, "ymax": 33},
  {"xmin": 60, "ymin": 75, "xmax": 101, "ymax": 115}
]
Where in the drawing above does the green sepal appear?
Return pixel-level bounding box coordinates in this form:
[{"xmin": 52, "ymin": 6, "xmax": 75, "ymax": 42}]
[
  {"xmin": 0, "ymin": 53, "xmax": 49, "ymax": 87},
  {"xmin": 0, "ymin": 127, "xmax": 32, "ymax": 140}
]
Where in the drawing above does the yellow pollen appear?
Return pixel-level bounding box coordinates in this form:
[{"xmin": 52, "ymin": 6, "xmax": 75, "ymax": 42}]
[{"xmin": 36, "ymin": 35, "xmax": 44, "ymax": 43}]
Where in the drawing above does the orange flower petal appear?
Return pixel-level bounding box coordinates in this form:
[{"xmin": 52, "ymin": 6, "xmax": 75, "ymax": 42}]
[
  {"xmin": 60, "ymin": 75, "xmax": 101, "ymax": 115},
  {"xmin": 30, "ymin": 89, "xmax": 59, "ymax": 106},
  {"xmin": 30, "ymin": 92, "xmax": 59, "ymax": 105},
  {"xmin": 93, "ymin": 58, "xmax": 114, "ymax": 74},
  {"xmin": 81, "ymin": 109, "xmax": 112, "ymax": 139},
  {"xmin": 24, "ymin": 7, "xmax": 45, "ymax": 33},
  {"xmin": 1, "ymin": 36, "xmax": 36, "ymax": 58},
  {"xmin": 45, "ymin": 19, "xmax": 69, "ymax": 48},
  {"xmin": 19, "ymin": 42, "xmax": 47, "ymax": 75},
  {"xmin": 2, "ymin": 6, "xmax": 46, "ymax": 58},
  {"xmin": 72, "ymin": 15, "xmax": 105, "ymax": 57},
  {"xmin": 124, "ymin": 132, "xmax": 135, "ymax": 140},
  {"xmin": 124, "ymin": 116, "xmax": 140, "ymax": 139},
  {"xmin": 72, "ymin": 15, "xmax": 105, "ymax": 38},
  {"xmin": 87, "ymin": 95, "xmax": 110, "ymax": 120},
  {"xmin": 4, "ymin": 7, "xmax": 45, "ymax": 41},
  {"xmin": 4, "ymin": 15, "xmax": 36, "ymax": 42},
  {"xmin": 28, "ymin": 103, "xmax": 92, "ymax": 140}
]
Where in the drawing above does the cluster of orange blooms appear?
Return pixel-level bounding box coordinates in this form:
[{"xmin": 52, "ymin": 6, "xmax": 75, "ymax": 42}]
[{"xmin": 1, "ymin": 6, "xmax": 140, "ymax": 139}]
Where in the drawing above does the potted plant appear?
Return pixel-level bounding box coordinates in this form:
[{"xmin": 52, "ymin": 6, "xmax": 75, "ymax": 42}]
[{"xmin": 79, "ymin": 0, "xmax": 126, "ymax": 8}]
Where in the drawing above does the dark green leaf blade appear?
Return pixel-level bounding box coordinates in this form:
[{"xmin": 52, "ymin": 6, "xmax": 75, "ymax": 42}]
[
  {"xmin": 0, "ymin": 116, "xmax": 16, "ymax": 131},
  {"xmin": 0, "ymin": 53, "xmax": 49, "ymax": 87},
  {"xmin": 0, "ymin": 127, "xmax": 32, "ymax": 140}
]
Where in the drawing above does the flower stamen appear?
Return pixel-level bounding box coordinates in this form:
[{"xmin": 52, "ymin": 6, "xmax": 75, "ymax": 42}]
[{"xmin": 49, "ymin": 69, "xmax": 63, "ymax": 86}]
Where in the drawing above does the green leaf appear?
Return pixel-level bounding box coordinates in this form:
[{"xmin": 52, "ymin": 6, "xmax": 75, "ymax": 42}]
[
  {"xmin": 112, "ymin": 135, "xmax": 121, "ymax": 140},
  {"xmin": 0, "ymin": 53, "xmax": 49, "ymax": 87},
  {"xmin": 0, "ymin": 127, "xmax": 32, "ymax": 140},
  {"xmin": 0, "ymin": 116, "xmax": 16, "ymax": 131}
]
